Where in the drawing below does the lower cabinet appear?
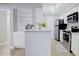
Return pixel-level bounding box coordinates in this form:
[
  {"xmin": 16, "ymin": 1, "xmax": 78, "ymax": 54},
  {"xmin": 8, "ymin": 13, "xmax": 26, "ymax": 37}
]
[
  {"xmin": 71, "ymin": 33, "xmax": 79, "ymax": 56},
  {"xmin": 25, "ymin": 31, "xmax": 51, "ymax": 56},
  {"xmin": 13, "ymin": 31, "xmax": 25, "ymax": 48}
]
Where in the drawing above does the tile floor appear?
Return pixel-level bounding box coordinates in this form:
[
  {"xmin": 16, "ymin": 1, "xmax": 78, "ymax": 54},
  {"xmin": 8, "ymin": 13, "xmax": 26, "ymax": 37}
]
[
  {"xmin": 51, "ymin": 39, "xmax": 73, "ymax": 56},
  {"xmin": 11, "ymin": 48, "xmax": 25, "ymax": 56}
]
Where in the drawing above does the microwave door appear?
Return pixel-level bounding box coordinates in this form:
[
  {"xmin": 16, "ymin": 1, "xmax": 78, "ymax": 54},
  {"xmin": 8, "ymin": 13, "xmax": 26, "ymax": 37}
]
[
  {"xmin": 73, "ymin": 14, "xmax": 78, "ymax": 22},
  {"xmin": 67, "ymin": 16, "xmax": 73, "ymax": 23}
]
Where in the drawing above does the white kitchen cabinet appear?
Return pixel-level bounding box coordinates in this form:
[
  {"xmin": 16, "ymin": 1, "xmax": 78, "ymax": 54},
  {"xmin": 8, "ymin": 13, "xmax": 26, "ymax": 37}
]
[
  {"xmin": 71, "ymin": 33, "xmax": 79, "ymax": 56},
  {"xmin": 25, "ymin": 30, "xmax": 51, "ymax": 56},
  {"xmin": 13, "ymin": 31, "xmax": 25, "ymax": 48}
]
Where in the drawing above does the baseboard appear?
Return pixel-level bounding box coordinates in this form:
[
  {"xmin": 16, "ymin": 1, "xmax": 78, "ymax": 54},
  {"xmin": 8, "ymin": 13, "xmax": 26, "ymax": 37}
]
[{"xmin": 14, "ymin": 46, "xmax": 25, "ymax": 48}]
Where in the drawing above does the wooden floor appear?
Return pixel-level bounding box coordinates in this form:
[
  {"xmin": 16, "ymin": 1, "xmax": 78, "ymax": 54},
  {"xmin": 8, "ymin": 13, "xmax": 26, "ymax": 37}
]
[{"xmin": 11, "ymin": 48, "xmax": 25, "ymax": 56}]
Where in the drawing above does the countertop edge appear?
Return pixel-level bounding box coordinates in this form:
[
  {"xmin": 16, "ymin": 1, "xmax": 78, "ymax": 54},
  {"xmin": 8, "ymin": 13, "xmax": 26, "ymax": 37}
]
[{"xmin": 25, "ymin": 30, "xmax": 51, "ymax": 32}]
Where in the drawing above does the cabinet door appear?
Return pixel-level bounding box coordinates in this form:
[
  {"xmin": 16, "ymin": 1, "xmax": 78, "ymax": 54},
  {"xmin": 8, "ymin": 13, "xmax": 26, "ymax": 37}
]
[
  {"xmin": 25, "ymin": 31, "xmax": 51, "ymax": 56},
  {"xmin": 13, "ymin": 32, "xmax": 25, "ymax": 48},
  {"xmin": 71, "ymin": 34, "xmax": 79, "ymax": 55}
]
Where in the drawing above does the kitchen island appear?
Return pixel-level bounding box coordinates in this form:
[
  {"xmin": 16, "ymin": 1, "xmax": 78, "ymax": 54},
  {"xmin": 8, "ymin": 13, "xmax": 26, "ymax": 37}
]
[{"xmin": 25, "ymin": 30, "xmax": 51, "ymax": 56}]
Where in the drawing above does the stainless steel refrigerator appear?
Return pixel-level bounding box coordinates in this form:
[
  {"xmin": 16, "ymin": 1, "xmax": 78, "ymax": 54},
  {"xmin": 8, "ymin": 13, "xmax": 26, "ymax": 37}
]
[{"xmin": 54, "ymin": 19, "xmax": 65, "ymax": 41}]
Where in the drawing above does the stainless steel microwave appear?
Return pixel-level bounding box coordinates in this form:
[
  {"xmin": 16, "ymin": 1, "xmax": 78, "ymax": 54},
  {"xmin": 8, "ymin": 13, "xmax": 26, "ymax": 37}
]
[{"xmin": 67, "ymin": 12, "xmax": 78, "ymax": 23}]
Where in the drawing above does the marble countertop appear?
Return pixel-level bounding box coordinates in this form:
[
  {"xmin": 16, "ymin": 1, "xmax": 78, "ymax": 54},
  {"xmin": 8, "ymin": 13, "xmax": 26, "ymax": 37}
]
[{"xmin": 25, "ymin": 30, "xmax": 51, "ymax": 32}]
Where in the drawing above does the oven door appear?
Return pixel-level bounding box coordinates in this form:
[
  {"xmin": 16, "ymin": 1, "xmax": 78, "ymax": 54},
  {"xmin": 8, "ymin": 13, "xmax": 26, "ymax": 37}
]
[
  {"xmin": 63, "ymin": 33, "xmax": 69, "ymax": 42},
  {"xmin": 63, "ymin": 32, "xmax": 72, "ymax": 52}
]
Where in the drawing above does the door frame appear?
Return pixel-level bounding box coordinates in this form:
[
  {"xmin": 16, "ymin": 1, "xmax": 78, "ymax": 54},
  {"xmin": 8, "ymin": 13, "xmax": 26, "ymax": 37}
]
[{"xmin": 0, "ymin": 9, "xmax": 12, "ymax": 48}]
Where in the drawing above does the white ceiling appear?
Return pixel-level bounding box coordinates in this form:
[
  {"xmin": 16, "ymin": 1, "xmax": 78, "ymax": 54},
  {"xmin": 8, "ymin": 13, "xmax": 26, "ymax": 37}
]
[{"xmin": 43, "ymin": 3, "xmax": 79, "ymax": 16}]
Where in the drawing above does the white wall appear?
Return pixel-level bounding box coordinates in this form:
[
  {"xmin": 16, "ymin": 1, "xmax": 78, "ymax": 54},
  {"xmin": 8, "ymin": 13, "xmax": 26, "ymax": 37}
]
[
  {"xmin": 0, "ymin": 10, "xmax": 11, "ymax": 56},
  {"xmin": 0, "ymin": 11, "xmax": 8, "ymax": 43},
  {"xmin": 17, "ymin": 8, "xmax": 33, "ymax": 31},
  {"xmin": 44, "ymin": 15, "xmax": 58, "ymax": 38}
]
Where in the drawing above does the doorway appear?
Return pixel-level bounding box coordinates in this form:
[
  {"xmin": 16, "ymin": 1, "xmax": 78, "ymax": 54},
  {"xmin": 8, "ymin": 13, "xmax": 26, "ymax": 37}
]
[{"xmin": 0, "ymin": 9, "xmax": 11, "ymax": 56}]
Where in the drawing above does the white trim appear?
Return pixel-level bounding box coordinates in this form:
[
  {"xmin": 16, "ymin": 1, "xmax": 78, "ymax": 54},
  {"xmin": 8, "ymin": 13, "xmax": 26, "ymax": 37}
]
[{"xmin": 14, "ymin": 46, "xmax": 25, "ymax": 48}]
